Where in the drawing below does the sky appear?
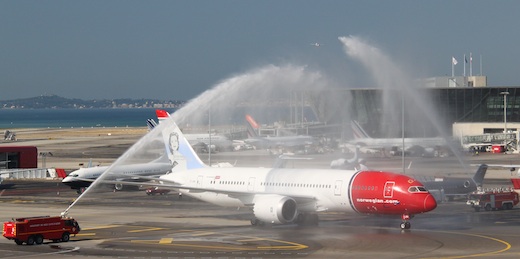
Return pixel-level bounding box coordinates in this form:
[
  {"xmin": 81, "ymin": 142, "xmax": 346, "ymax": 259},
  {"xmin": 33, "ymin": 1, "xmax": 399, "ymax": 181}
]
[{"xmin": 1, "ymin": 1, "xmax": 519, "ymax": 101}]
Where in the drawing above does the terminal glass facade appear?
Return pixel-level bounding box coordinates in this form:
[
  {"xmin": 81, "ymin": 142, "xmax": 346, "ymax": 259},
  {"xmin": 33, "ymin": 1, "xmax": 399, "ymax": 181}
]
[{"xmin": 309, "ymin": 87, "xmax": 520, "ymax": 138}]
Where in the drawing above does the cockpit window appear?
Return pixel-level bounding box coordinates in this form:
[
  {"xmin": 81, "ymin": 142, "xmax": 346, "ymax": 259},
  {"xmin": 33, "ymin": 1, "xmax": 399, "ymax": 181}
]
[
  {"xmin": 408, "ymin": 186, "xmax": 428, "ymax": 193},
  {"xmin": 69, "ymin": 173, "xmax": 79, "ymax": 177}
]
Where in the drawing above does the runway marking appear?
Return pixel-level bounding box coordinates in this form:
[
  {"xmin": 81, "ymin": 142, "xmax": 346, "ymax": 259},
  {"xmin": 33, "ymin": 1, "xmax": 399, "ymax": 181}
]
[
  {"xmin": 129, "ymin": 230, "xmax": 308, "ymax": 251},
  {"xmin": 420, "ymin": 230, "xmax": 511, "ymax": 259},
  {"xmin": 191, "ymin": 231, "xmax": 215, "ymax": 236},
  {"xmin": 82, "ymin": 225, "xmax": 121, "ymax": 230},
  {"xmin": 159, "ymin": 238, "xmax": 173, "ymax": 244},
  {"xmin": 128, "ymin": 227, "xmax": 165, "ymax": 233},
  {"xmin": 76, "ymin": 233, "xmax": 96, "ymax": 236}
]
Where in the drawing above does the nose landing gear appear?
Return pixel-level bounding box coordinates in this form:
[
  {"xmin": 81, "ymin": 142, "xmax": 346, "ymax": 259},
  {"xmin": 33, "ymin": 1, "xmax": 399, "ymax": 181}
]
[{"xmin": 400, "ymin": 213, "xmax": 411, "ymax": 230}]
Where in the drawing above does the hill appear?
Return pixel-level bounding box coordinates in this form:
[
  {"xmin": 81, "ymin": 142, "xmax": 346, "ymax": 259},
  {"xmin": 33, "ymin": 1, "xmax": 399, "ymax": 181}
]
[{"xmin": 0, "ymin": 95, "xmax": 183, "ymax": 109}]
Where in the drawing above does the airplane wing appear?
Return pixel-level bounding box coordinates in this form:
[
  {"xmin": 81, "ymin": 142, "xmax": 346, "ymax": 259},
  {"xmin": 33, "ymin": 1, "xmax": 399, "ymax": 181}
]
[{"xmin": 471, "ymin": 163, "xmax": 519, "ymax": 170}]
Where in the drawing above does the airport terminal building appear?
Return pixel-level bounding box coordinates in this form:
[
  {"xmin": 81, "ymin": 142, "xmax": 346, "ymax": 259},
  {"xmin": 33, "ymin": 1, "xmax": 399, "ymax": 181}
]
[{"xmin": 306, "ymin": 84, "xmax": 520, "ymax": 140}]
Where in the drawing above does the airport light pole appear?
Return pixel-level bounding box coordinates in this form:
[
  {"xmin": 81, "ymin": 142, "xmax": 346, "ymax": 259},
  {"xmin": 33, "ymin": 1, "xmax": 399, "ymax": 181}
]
[
  {"xmin": 208, "ymin": 109, "xmax": 212, "ymax": 166},
  {"xmin": 401, "ymin": 94, "xmax": 405, "ymax": 174},
  {"xmin": 500, "ymin": 91, "xmax": 509, "ymax": 133},
  {"xmin": 39, "ymin": 152, "xmax": 53, "ymax": 168}
]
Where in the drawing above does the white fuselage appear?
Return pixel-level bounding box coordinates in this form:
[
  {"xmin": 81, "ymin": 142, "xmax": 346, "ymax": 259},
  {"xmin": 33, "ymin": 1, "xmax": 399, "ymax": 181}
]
[
  {"xmin": 62, "ymin": 163, "xmax": 171, "ymax": 188},
  {"xmin": 161, "ymin": 167, "xmax": 356, "ymax": 212}
]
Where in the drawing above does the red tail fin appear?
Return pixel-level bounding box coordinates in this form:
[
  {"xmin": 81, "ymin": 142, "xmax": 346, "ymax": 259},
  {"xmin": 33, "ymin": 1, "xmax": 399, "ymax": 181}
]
[
  {"xmin": 245, "ymin": 114, "xmax": 260, "ymax": 129},
  {"xmin": 55, "ymin": 168, "xmax": 67, "ymax": 179},
  {"xmin": 156, "ymin": 109, "xmax": 170, "ymax": 121},
  {"xmin": 511, "ymin": 178, "xmax": 520, "ymax": 190}
]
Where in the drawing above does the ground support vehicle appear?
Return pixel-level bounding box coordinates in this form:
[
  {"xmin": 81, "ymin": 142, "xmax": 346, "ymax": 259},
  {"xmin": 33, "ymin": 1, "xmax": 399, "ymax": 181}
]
[
  {"xmin": 2, "ymin": 216, "xmax": 80, "ymax": 245},
  {"xmin": 467, "ymin": 190, "xmax": 519, "ymax": 212},
  {"xmin": 145, "ymin": 187, "xmax": 170, "ymax": 195}
]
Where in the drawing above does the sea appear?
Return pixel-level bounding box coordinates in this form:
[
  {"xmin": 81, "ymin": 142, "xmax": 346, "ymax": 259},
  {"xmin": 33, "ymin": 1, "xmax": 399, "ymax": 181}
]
[
  {"xmin": 0, "ymin": 108, "xmax": 171, "ymax": 129},
  {"xmin": 0, "ymin": 106, "xmax": 318, "ymax": 129}
]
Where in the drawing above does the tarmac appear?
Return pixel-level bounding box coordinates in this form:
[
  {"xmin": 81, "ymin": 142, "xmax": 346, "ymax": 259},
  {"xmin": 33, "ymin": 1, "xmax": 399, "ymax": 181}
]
[{"xmin": 2, "ymin": 127, "xmax": 520, "ymax": 258}]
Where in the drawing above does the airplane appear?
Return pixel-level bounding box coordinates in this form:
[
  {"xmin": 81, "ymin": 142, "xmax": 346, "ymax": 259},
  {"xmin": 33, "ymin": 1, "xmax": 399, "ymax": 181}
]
[
  {"xmin": 155, "ymin": 109, "xmax": 234, "ymax": 152},
  {"xmin": 61, "ymin": 159, "xmax": 172, "ymax": 194},
  {"xmin": 243, "ymin": 114, "xmax": 316, "ymax": 153},
  {"xmin": 348, "ymin": 120, "xmax": 454, "ymax": 157},
  {"xmin": 330, "ymin": 150, "xmax": 488, "ymax": 201},
  {"xmin": 103, "ymin": 117, "xmax": 437, "ymax": 230},
  {"xmin": 411, "ymin": 164, "xmax": 488, "ymax": 201},
  {"xmin": 330, "ymin": 146, "xmax": 368, "ymax": 170},
  {"xmin": 310, "ymin": 42, "xmax": 322, "ymax": 47}
]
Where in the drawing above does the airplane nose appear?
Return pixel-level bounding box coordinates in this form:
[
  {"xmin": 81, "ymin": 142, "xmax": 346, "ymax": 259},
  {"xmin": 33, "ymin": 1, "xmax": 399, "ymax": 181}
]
[{"xmin": 424, "ymin": 194, "xmax": 437, "ymax": 212}]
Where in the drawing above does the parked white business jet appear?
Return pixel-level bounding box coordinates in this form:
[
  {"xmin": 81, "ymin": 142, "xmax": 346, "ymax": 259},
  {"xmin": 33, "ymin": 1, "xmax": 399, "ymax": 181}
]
[
  {"xmin": 62, "ymin": 161, "xmax": 171, "ymax": 193},
  {"xmin": 111, "ymin": 117, "xmax": 436, "ymax": 229}
]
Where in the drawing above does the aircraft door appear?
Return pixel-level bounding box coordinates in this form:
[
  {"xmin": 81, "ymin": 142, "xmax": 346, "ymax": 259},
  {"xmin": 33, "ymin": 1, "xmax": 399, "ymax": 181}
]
[
  {"xmin": 334, "ymin": 180, "xmax": 342, "ymax": 196},
  {"xmin": 248, "ymin": 177, "xmax": 255, "ymax": 192},
  {"xmin": 384, "ymin": 181, "xmax": 395, "ymax": 198}
]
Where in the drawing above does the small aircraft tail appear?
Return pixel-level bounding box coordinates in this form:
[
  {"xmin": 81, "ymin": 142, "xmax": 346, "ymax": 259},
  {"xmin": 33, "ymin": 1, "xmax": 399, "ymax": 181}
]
[
  {"xmin": 511, "ymin": 178, "xmax": 520, "ymax": 190},
  {"xmin": 146, "ymin": 119, "xmax": 158, "ymax": 130},
  {"xmin": 351, "ymin": 120, "xmax": 371, "ymax": 139},
  {"xmin": 472, "ymin": 164, "xmax": 488, "ymax": 187},
  {"xmin": 146, "ymin": 109, "xmax": 170, "ymax": 130},
  {"xmin": 156, "ymin": 109, "xmax": 171, "ymax": 122},
  {"xmin": 161, "ymin": 118, "xmax": 206, "ymax": 170},
  {"xmin": 245, "ymin": 114, "xmax": 260, "ymax": 138}
]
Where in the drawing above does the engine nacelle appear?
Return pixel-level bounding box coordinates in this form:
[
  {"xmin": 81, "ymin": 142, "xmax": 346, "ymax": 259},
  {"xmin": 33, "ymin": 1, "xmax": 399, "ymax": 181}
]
[{"xmin": 253, "ymin": 195, "xmax": 298, "ymax": 224}]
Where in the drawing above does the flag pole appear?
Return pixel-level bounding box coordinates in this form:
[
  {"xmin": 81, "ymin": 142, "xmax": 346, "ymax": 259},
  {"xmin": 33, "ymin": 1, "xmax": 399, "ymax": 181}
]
[
  {"xmin": 480, "ymin": 54, "xmax": 482, "ymax": 76},
  {"xmin": 470, "ymin": 52, "xmax": 473, "ymax": 77},
  {"xmin": 463, "ymin": 54, "xmax": 466, "ymax": 77},
  {"xmin": 451, "ymin": 57, "xmax": 455, "ymax": 77},
  {"xmin": 451, "ymin": 56, "xmax": 457, "ymax": 77}
]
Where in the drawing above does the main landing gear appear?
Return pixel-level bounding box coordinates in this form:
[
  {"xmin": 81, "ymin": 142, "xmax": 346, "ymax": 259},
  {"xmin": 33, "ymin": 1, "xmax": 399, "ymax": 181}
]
[
  {"xmin": 400, "ymin": 213, "xmax": 412, "ymax": 230},
  {"xmin": 294, "ymin": 213, "xmax": 319, "ymax": 226}
]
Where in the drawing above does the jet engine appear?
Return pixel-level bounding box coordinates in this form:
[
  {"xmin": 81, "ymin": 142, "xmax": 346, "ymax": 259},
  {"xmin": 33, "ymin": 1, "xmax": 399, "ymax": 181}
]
[{"xmin": 253, "ymin": 195, "xmax": 298, "ymax": 224}]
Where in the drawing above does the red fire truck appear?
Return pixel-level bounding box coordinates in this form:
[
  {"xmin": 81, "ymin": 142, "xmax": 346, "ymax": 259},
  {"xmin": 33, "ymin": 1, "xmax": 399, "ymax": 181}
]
[
  {"xmin": 466, "ymin": 190, "xmax": 519, "ymax": 212},
  {"xmin": 2, "ymin": 216, "xmax": 80, "ymax": 245}
]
